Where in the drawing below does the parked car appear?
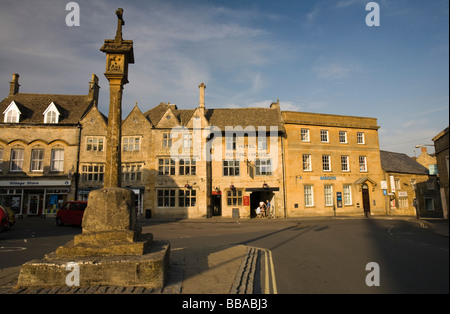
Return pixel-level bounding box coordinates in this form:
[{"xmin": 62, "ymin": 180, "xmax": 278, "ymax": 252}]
[
  {"xmin": 0, "ymin": 205, "xmax": 15, "ymax": 232},
  {"xmin": 56, "ymin": 201, "xmax": 88, "ymax": 227}
]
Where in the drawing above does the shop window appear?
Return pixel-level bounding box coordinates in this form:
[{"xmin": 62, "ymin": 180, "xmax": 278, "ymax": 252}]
[
  {"xmin": 157, "ymin": 189, "xmax": 175, "ymax": 207},
  {"xmin": 227, "ymin": 189, "xmax": 243, "ymax": 206},
  {"xmin": 179, "ymin": 189, "xmax": 196, "ymax": 207}
]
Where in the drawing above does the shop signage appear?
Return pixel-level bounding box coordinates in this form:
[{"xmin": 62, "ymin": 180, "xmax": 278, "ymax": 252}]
[
  {"xmin": 320, "ymin": 176, "xmax": 336, "ymax": 180},
  {"xmin": 0, "ymin": 180, "xmax": 71, "ymax": 187}
]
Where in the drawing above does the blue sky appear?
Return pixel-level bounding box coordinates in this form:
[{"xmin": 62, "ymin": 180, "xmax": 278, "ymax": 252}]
[{"xmin": 0, "ymin": 0, "xmax": 448, "ymax": 156}]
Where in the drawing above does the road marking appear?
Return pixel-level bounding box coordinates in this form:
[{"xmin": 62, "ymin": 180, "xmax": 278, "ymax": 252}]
[
  {"xmin": 0, "ymin": 246, "xmax": 27, "ymax": 252},
  {"xmin": 263, "ymin": 249, "xmax": 277, "ymax": 294}
]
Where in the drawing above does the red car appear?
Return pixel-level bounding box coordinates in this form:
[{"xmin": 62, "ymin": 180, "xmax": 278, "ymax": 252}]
[
  {"xmin": 1, "ymin": 205, "xmax": 15, "ymax": 232},
  {"xmin": 56, "ymin": 201, "xmax": 88, "ymax": 227}
]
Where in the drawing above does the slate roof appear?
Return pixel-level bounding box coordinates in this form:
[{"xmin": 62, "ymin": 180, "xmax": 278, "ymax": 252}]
[
  {"xmin": 380, "ymin": 150, "xmax": 428, "ymax": 175},
  {"xmin": 0, "ymin": 93, "xmax": 94, "ymax": 125},
  {"xmin": 144, "ymin": 103, "xmax": 284, "ymax": 131}
]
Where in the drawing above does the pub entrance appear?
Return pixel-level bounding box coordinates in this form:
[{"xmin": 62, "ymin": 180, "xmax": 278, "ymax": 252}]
[
  {"xmin": 211, "ymin": 193, "xmax": 222, "ymax": 216},
  {"xmin": 247, "ymin": 187, "xmax": 278, "ymax": 218}
]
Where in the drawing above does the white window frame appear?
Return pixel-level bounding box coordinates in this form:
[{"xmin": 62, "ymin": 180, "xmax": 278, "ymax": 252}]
[
  {"xmin": 324, "ymin": 185, "xmax": 333, "ymax": 206},
  {"xmin": 343, "ymin": 185, "xmax": 352, "ymax": 205},
  {"xmin": 30, "ymin": 148, "xmax": 44, "ymax": 172},
  {"xmin": 322, "ymin": 155, "xmax": 331, "ymax": 171},
  {"xmin": 3, "ymin": 101, "xmax": 21, "ymax": 123},
  {"xmin": 339, "ymin": 131, "xmax": 347, "ymax": 143},
  {"xmin": 43, "ymin": 102, "xmax": 61, "ymax": 124},
  {"xmin": 341, "ymin": 155, "xmax": 349, "ymax": 172},
  {"xmin": 51, "ymin": 148, "xmax": 64, "ymax": 172},
  {"xmin": 10, "ymin": 148, "xmax": 24, "ymax": 171},
  {"xmin": 304, "ymin": 185, "xmax": 314, "ymax": 207},
  {"xmin": 357, "ymin": 132, "xmax": 365, "ymax": 144},
  {"xmin": 359, "ymin": 156, "xmax": 367, "ymax": 172},
  {"xmin": 301, "ymin": 128, "xmax": 310, "ymax": 142},
  {"xmin": 303, "ymin": 154, "xmax": 312, "ymax": 171},
  {"xmin": 320, "ymin": 130, "xmax": 329, "ymax": 143}
]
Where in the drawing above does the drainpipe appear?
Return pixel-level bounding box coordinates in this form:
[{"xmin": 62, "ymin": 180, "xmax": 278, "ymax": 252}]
[
  {"xmin": 75, "ymin": 124, "xmax": 82, "ymax": 201},
  {"xmin": 281, "ymin": 133, "xmax": 287, "ymax": 218}
]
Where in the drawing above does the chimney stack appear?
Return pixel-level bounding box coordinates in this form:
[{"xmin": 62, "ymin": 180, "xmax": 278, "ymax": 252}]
[
  {"xmin": 9, "ymin": 73, "xmax": 20, "ymax": 96},
  {"xmin": 88, "ymin": 74, "xmax": 100, "ymax": 103},
  {"xmin": 198, "ymin": 83, "xmax": 206, "ymax": 114}
]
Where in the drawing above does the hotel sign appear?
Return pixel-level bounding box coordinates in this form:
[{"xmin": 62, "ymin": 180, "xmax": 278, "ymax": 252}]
[{"xmin": 0, "ymin": 180, "xmax": 71, "ymax": 187}]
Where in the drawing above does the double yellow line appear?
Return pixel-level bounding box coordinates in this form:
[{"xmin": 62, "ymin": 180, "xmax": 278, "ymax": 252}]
[{"xmin": 262, "ymin": 249, "xmax": 277, "ymax": 294}]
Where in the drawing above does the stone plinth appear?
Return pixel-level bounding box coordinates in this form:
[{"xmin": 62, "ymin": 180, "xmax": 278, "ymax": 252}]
[
  {"xmin": 55, "ymin": 187, "xmax": 151, "ymax": 257},
  {"xmin": 17, "ymin": 241, "xmax": 170, "ymax": 289},
  {"xmin": 17, "ymin": 187, "xmax": 169, "ymax": 289}
]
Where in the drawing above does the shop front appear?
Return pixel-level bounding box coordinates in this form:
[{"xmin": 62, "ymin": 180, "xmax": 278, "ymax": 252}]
[{"xmin": 0, "ymin": 179, "xmax": 72, "ymax": 217}]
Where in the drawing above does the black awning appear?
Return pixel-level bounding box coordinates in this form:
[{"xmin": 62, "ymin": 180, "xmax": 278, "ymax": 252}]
[{"xmin": 245, "ymin": 187, "xmax": 279, "ymax": 192}]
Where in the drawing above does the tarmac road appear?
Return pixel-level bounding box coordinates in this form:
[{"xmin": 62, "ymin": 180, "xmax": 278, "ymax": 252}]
[{"xmin": 1, "ymin": 216, "xmax": 448, "ymax": 294}]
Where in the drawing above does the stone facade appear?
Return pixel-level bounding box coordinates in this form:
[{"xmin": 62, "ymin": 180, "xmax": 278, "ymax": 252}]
[
  {"xmin": 282, "ymin": 111, "xmax": 386, "ymax": 217},
  {"xmin": 433, "ymin": 127, "xmax": 449, "ymax": 219},
  {"xmin": 380, "ymin": 150, "xmax": 442, "ymax": 217},
  {"xmin": 0, "ymin": 74, "xmax": 97, "ymax": 216},
  {"xmin": 3, "ymin": 73, "xmax": 436, "ymax": 219}
]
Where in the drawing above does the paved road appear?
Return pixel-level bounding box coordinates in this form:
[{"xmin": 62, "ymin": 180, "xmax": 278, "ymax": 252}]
[
  {"xmin": 145, "ymin": 217, "xmax": 448, "ymax": 294},
  {"xmin": 1, "ymin": 216, "xmax": 448, "ymax": 294}
]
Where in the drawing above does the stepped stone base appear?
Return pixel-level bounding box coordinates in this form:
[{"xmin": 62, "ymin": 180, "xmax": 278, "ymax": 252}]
[
  {"xmin": 17, "ymin": 187, "xmax": 170, "ymax": 290},
  {"xmin": 17, "ymin": 240, "xmax": 170, "ymax": 289}
]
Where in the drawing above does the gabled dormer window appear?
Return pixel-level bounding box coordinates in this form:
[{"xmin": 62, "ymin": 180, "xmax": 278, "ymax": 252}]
[
  {"xmin": 3, "ymin": 101, "xmax": 21, "ymax": 123},
  {"xmin": 43, "ymin": 102, "xmax": 60, "ymax": 124}
]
